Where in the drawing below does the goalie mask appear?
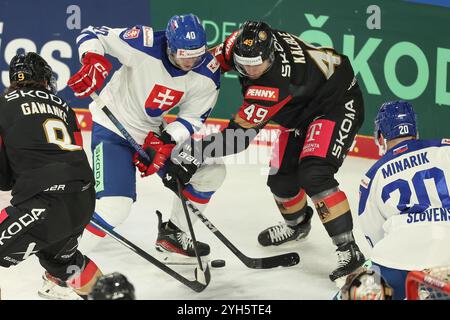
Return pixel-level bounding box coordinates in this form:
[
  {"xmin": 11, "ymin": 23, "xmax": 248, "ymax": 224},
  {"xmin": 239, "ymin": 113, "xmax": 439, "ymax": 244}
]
[
  {"xmin": 340, "ymin": 268, "xmax": 393, "ymax": 300},
  {"xmin": 9, "ymin": 52, "xmax": 57, "ymax": 93}
]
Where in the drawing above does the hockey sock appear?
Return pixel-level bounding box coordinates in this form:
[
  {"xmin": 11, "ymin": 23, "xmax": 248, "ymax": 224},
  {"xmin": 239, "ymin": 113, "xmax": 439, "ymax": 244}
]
[
  {"xmin": 274, "ymin": 189, "xmax": 307, "ymax": 227},
  {"xmin": 67, "ymin": 257, "xmax": 103, "ymax": 297},
  {"xmin": 311, "ymin": 188, "xmax": 353, "ymax": 237}
]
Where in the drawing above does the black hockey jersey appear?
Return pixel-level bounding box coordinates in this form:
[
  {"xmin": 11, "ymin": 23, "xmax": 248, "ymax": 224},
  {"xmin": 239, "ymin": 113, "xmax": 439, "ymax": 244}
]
[
  {"xmin": 213, "ymin": 29, "xmax": 359, "ymax": 130},
  {"xmin": 0, "ymin": 88, "xmax": 94, "ymax": 204}
]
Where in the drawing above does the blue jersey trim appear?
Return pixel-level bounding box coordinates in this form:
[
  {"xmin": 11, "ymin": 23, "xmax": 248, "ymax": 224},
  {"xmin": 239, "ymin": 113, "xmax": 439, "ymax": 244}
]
[
  {"xmin": 175, "ymin": 118, "xmax": 195, "ymax": 135},
  {"xmin": 366, "ymin": 139, "xmax": 448, "ymax": 181},
  {"xmin": 185, "ymin": 184, "xmax": 215, "ymax": 199},
  {"xmin": 358, "ymin": 139, "xmax": 450, "ymax": 215},
  {"xmin": 77, "ymin": 32, "xmax": 99, "ymax": 46}
]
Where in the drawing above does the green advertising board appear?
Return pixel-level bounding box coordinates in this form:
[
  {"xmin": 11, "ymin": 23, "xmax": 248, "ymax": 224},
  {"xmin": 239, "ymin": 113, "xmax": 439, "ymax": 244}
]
[{"xmin": 151, "ymin": 0, "xmax": 450, "ymax": 139}]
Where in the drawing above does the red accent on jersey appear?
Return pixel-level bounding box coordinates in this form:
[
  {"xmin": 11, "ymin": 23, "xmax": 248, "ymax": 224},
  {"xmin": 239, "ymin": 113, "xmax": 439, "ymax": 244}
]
[
  {"xmin": 210, "ymin": 43, "xmax": 233, "ymax": 72},
  {"xmin": 145, "ymin": 84, "xmax": 184, "ymax": 115},
  {"xmin": 300, "ymin": 119, "xmax": 336, "ymax": 159},
  {"xmin": 393, "ymin": 145, "xmax": 409, "ymax": 155},
  {"xmin": 237, "ymin": 95, "xmax": 293, "ymax": 128},
  {"xmin": 245, "ymin": 86, "xmax": 280, "ymax": 102},
  {"xmin": 182, "ymin": 189, "xmax": 210, "ymax": 204},
  {"xmin": 224, "ymin": 30, "xmax": 240, "ymax": 61},
  {"xmin": 86, "ymin": 223, "xmax": 106, "ymax": 237},
  {"xmin": 0, "ymin": 208, "xmax": 8, "ymax": 224},
  {"xmin": 73, "ymin": 116, "xmax": 84, "ymax": 147}
]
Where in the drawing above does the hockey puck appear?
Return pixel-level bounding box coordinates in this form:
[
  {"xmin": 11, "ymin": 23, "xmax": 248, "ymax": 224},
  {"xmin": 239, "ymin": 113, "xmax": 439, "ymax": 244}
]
[{"xmin": 211, "ymin": 259, "xmax": 226, "ymax": 268}]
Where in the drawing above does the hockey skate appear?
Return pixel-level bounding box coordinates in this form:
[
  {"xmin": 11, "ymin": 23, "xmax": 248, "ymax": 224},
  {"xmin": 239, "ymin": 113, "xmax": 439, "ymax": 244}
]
[
  {"xmin": 258, "ymin": 207, "xmax": 313, "ymax": 247},
  {"xmin": 329, "ymin": 241, "xmax": 366, "ymax": 287},
  {"xmin": 38, "ymin": 272, "xmax": 82, "ymax": 300},
  {"xmin": 155, "ymin": 211, "xmax": 210, "ymax": 265}
]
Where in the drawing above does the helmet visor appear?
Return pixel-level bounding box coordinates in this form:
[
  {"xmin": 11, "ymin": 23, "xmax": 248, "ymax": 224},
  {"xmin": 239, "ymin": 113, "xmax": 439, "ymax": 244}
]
[
  {"xmin": 233, "ymin": 52, "xmax": 274, "ymax": 78},
  {"xmin": 168, "ymin": 45, "xmax": 206, "ymax": 71}
]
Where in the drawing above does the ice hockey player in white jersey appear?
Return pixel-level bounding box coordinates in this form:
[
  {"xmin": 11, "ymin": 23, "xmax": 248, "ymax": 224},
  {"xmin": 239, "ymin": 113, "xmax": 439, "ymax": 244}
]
[
  {"xmin": 38, "ymin": 14, "xmax": 226, "ymax": 299},
  {"xmin": 358, "ymin": 100, "xmax": 450, "ymax": 299}
]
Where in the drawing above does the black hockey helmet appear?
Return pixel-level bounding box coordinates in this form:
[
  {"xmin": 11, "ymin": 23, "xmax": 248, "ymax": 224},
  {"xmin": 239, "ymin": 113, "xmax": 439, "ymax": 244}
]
[
  {"xmin": 233, "ymin": 21, "xmax": 275, "ymax": 77},
  {"xmin": 9, "ymin": 52, "xmax": 57, "ymax": 93},
  {"xmin": 88, "ymin": 272, "xmax": 136, "ymax": 300}
]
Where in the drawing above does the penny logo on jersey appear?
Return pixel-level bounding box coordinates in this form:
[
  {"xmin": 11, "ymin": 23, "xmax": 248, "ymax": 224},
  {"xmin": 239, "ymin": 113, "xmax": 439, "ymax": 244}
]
[
  {"xmin": 145, "ymin": 84, "xmax": 184, "ymax": 117},
  {"xmin": 245, "ymin": 86, "xmax": 279, "ymax": 102}
]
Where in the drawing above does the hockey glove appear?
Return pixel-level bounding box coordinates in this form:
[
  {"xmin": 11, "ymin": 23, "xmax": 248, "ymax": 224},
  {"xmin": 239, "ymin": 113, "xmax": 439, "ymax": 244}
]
[
  {"xmin": 133, "ymin": 131, "xmax": 176, "ymax": 177},
  {"xmin": 162, "ymin": 143, "xmax": 202, "ymax": 193},
  {"xmin": 67, "ymin": 52, "xmax": 112, "ymax": 98}
]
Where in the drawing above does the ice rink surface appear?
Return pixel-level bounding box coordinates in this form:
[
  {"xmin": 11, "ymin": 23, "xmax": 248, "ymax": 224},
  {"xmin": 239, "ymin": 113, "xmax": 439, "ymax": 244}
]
[{"xmin": 0, "ymin": 132, "xmax": 376, "ymax": 300}]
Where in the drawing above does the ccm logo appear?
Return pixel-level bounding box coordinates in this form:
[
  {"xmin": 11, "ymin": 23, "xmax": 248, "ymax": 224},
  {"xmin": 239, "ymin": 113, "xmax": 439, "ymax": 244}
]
[{"xmin": 245, "ymin": 86, "xmax": 279, "ymax": 102}]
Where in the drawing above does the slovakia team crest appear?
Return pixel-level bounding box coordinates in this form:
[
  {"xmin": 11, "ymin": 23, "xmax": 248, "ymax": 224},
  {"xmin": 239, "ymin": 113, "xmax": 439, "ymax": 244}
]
[
  {"xmin": 145, "ymin": 84, "xmax": 184, "ymax": 117},
  {"xmin": 123, "ymin": 27, "xmax": 140, "ymax": 39}
]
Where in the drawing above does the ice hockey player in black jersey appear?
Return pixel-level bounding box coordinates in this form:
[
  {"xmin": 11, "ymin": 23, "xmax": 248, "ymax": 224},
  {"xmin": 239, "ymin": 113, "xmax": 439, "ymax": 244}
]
[
  {"xmin": 173, "ymin": 21, "xmax": 367, "ymax": 284},
  {"xmin": 0, "ymin": 52, "xmax": 103, "ymax": 299}
]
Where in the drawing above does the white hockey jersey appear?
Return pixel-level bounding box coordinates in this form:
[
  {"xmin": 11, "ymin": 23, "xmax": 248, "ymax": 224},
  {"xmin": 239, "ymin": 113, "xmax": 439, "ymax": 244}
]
[
  {"xmin": 359, "ymin": 139, "xmax": 450, "ymax": 270},
  {"xmin": 76, "ymin": 25, "xmax": 221, "ymax": 144}
]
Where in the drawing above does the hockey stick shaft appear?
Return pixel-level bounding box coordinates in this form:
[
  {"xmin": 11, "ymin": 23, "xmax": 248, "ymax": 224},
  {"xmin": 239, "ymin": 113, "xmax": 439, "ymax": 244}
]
[
  {"xmin": 90, "ymin": 217, "xmax": 209, "ymax": 292},
  {"xmin": 90, "ymin": 92, "xmax": 209, "ymax": 284},
  {"xmin": 90, "ymin": 92, "xmax": 150, "ymax": 161},
  {"xmin": 185, "ymin": 201, "xmax": 300, "ymax": 269},
  {"xmin": 90, "ymin": 93, "xmax": 298, "ymax": 269},
  {"xmin": 176, "ymin": 179, "xmax": 205, "ymax": 272}
]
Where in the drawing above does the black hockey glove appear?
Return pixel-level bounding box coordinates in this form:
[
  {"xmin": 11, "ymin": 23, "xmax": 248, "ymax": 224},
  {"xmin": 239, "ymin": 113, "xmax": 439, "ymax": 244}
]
[{"xmin": 162, "ymin": 143, "xmax": 202, "ymax": 193}]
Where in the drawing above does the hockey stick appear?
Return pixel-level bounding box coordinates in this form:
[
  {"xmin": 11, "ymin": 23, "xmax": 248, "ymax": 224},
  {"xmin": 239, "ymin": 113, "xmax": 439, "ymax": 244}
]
[
  {"xmin": 90, "ymin": 93, "xmax": 299, "ymax": 269},
  {"xmin": 176, "ymin": 178, "xmax": 207, "ymax": 275},
  {"xmin": 90, "ymin": 217, "xmax": 210, "ymax": 292},
  {"xmin": 90, "ymin": 92, "xmax": 150, "ymax": 161},
  {"xmin": 184, "ymin": 200, "xmax": 300, "ymax": 269},
  {"xmin": 90, "ymin": 92, "xmax": 210, "ymax": 285}
]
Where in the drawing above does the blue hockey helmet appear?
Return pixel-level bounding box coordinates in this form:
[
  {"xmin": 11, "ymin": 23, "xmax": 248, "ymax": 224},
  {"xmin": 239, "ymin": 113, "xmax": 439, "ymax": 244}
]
[
  {"xmin": 374, "ymin": 100, "xmax": 418, "ymax": 142},
  {"xmin": 166, "ymin": 14, "xmax": 207, "ymax": 69}
]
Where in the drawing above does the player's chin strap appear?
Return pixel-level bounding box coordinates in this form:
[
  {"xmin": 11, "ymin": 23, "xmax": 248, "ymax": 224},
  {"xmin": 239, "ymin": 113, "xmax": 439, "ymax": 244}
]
[{"xmin": 89, "ymin": 92, "xmax": 210, "ymax": 289}]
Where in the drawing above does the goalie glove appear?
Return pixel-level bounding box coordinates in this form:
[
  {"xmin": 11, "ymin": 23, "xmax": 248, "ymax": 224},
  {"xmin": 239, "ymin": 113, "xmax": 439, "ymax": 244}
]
[{"xmin": 133, "ymin": 131, "xmax": 176, "ymax": 177}]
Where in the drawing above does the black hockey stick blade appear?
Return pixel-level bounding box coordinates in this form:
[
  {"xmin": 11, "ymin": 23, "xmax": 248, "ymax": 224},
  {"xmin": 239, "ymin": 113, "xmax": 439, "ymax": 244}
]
[
  {"xmin": 243, "ymin": 252, "xmax": 300, "ymax": 269},
  {"xmin": 185, "ymin": 202, "xmax": 300, "ymax": 269},
  {"xmin": 90, "ymin": 217, "xmax": 210, "ymax": 292}
]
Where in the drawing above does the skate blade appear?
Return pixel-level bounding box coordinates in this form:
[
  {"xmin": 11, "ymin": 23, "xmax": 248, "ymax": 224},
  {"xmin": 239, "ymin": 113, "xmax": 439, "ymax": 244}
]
[{"xmin": 38, "ymin": 289, "xmax": 82, "ymax": 300}]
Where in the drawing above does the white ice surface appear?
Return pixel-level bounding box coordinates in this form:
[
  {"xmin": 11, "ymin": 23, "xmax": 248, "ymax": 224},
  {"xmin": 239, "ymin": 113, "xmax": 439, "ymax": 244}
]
[{"xmin": 0, "ymin": 132, "xmax": 376, "ymax": 300}]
